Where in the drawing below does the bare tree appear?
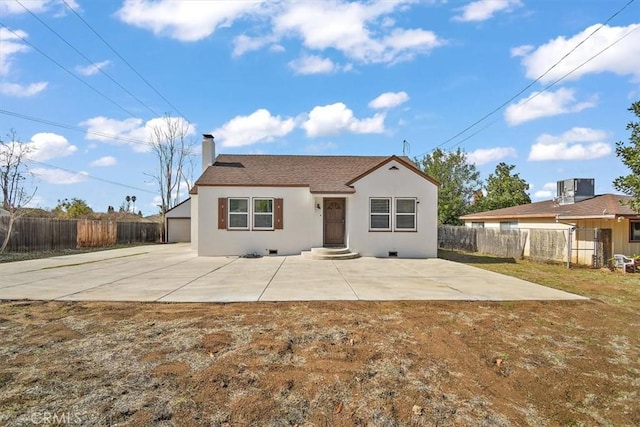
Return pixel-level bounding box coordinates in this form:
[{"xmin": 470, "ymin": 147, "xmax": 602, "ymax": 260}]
[
  {"xmin": 146, "ymin": 114, "xmax": 194, "ymax": 238},
  {"xmin": 0, "ymin": 130, "xmax": 37, "ymax": 253}
]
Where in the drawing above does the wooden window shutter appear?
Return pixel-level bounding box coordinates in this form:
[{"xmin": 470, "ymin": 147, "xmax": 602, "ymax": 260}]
[
  {"xmin": 274, "ymin": 198, "xmax": 283, "ymax": 230},
  {"xmin": 218, "ymin": 198, "xmax": 227, "ymax": 229}
]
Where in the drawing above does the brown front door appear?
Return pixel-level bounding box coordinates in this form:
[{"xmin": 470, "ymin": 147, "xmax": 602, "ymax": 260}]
[{"xmin": 323, "ymin": 198, "xmax": 345, "ymax": 247}]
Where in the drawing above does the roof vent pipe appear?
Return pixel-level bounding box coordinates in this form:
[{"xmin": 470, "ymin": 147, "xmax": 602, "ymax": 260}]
[{"xmin": 202, "ymin": 134, "xmax": 215, "ymax": 172}]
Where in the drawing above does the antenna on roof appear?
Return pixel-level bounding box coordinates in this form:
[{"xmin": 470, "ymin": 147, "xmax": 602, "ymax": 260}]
[{"xmin": 402, "ymin": 139, "xmax": 410, "ymax": 156}]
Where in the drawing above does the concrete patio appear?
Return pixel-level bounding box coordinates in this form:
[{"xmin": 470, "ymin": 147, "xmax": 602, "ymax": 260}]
[{"xmin": 0, "ymin": 243, "xmax": 587, "ymax": 302}]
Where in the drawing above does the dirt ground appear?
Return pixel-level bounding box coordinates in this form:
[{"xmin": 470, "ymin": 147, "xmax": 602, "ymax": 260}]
[{"xmin": 1, "ymin": 252, "xmax": 638, "ymax": 426}]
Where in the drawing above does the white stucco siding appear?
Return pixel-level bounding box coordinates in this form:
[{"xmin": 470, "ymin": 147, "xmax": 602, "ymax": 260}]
[
  {"xmin": 347, "ymin": 160, "xmax": 438, "ymax": 258},
  {"xmin": 190, "ymin": 195, "xmax": 198, "ymax": 250},
  {"xmin": 197, "ymin": 186, "xmax": 321, "ymax": 256},
  {"xmin": 165, "ymin": 198, "xmax": 191, "ymax": 218}
]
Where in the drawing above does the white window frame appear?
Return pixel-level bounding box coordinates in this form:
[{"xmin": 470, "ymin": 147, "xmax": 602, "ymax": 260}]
[
  {"xmin": 370, "ymin": 198, "xmax": 391, "ymax": 231},
  {"xmin": 471, "ymin": 222, "xmax": 485, "ymax": 228},
  {"xmin": 228, "ymin": 198, "xmax": 249, "ymax": 230},
  {"xmin": 395, "ymin": 198, "xmax": 417, "ymax": 231},
  {"xmin": 253, "ymin": 198, "xmax": 274, "ymax": 230},
  {"xmin": 500, "ymin": 221, "xmax": 518, "ymax": 231}
]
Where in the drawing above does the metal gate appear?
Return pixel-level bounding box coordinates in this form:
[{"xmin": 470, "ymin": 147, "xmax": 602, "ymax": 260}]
[{"xmin": 571, "ymin": 228, "xmax": 612, "ymax": 268}]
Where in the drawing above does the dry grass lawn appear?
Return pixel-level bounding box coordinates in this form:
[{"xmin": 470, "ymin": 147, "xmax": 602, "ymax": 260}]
[{"xmin": 1, "ymin": 250, "xmax": 638, "ymax": 426}]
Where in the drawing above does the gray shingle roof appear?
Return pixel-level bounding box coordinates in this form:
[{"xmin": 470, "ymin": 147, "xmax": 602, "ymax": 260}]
[
  {"xmin": 192, "ymin": 154, "xmax": 437, "ymax": 194},
  {"xmin": 460, "ymin": 194, "xmax": 638, "ymax": 220}
]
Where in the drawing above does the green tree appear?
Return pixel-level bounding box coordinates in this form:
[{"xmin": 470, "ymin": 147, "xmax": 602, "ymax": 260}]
[
  {"xmin": 417, "ymin": 148, "xmax": 481, "ymax": 225},
  {"xmin": 54, "ymin": 198, "xmax": 93, "ymax": 218},
  {"xmin": 613, "ymin": 101, "xmax": 640, "ymax": 213},
  {"xmin": 473, "ymin": 163, "xmax": 531, "ymax": 212}
]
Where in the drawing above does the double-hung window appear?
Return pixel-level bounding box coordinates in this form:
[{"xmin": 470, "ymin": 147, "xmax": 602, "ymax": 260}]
[
  {"xmin": 228, "ymin": 198, "xmax": 249, "ymax": 230},
  {"xmin": 370, "ymin": 198, "xmax": 391, "ymax": 231},
  {"xmin": 395, "ymin": 198, "xmax": 417, "ymax": 231},
  {"xmin": 253, "ymin": 198, "xmax": 274, "ymax": 230}
]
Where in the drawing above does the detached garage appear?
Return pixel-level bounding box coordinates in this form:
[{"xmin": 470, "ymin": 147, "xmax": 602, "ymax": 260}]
[{"xmin": 165, "ymin": 198, "xmax": 191, "ymax": 242}]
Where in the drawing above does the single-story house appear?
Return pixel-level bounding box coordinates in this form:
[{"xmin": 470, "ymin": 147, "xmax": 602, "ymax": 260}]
[
  {"xmin": 164, "ymin": 198, "xmax": 191, "ymax": 243},
  {"xmin": 460, "ymin": 178, "xmax": 639, "ymax": 266},
  {"xmin": 189, "ymin": 135, "xmax": 439, "ymax": 258}
]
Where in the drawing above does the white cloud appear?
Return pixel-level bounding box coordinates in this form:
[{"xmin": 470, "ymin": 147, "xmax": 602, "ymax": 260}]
[
  {"xmin": 232, "ymin": 34, "xmax": 277, "ymax": 57},
  {"xmin": 31, "ymin": 168, "xmax": 88, "ymax": 184},
  {"xmin": 0, "ymin": 81, "xmax": 47, "ymax": 97},
  {"xmin": 504, "ymin": 87, "xmax": 597, "ymax": 126},
  {"xmin": 302, "ymin": 102, "xmax": 385, "ymax": 138},
  {"xmin": 214, "ymin": 109, "xmax": 295, "ymax": 147},
  {"xmin": 514, "ymin": 24, "xmax": 640, "ymax": 83},
  {"xmin": 117, "ymin": 1, "xmax": 444, "ymax": 65},
  {"xmin": 25, "ymin": 133, "xmax": 77, "ymax": 162},
  {"xmin": 273, "ymin": 2, "xmax": 444, "ymax": 64},
  {"xmin": 510, "ymin": 44, "xmax": 533, "ymax": 57},
  {"xmin": 90, "ymin": 156, "xmax": 117, "ymax": 167},
  {"xmin": 0, "ymin": 0, "xmax": 78, "ymax": 16},
  {"xmin": 288, "ymin": 54, "xmax": 338, "ymax": 75},
  {"xmin": 0, "ymin": 27, "xmax": 29, "ymax": 75},
  {"xmin": 528, "ymin": 127, "xmax": 612, "ymax": 161},
  {"xmin": 368, "ymin": 91, "xmax": 409, "ymax": 109},
  {"xmin": 116, "ymin": 0, "xmax": 266, "ymax": 42},
  {"xmin": 75, "ymin": 60, "xmax": 111, "ymax": 76},
  {"xmin": 453, "ymin": 0, "xmax": 522, "ymax": 22},
  {"xmin": 80, "ymin": 116, "xmax": 195, "ymax": 153},
  {"xmin": 467, "ymin": 147, "xmax": 517, "ymax": 165},
  {"xmin": 533, "ymin": 182, "xmax": 557, "ymax": 199}
]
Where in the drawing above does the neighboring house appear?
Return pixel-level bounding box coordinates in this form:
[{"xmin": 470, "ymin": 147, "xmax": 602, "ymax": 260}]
[
  {"xmin": 189, "ymin": 135, "xmax": 439, "ymax": 258},
  {"xmin": 164, "ymin": 198, "xmax": 191, "ymax": 243},
  {"xmin": 0, "ymin": 208, "xmax": 9, "ymax": 217},
  {"xmin": 460, "ymin": 178, "xmax": 640, "ymax": 265}
]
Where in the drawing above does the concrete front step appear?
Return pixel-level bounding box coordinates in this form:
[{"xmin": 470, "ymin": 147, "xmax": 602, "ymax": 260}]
[{"xmin": 301, "ymin": 247, "xmax": 361, "ymax": 260}]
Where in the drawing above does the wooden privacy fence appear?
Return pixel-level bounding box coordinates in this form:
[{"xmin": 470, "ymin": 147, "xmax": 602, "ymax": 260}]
[
  {"xmin": 438, "ymin": 225, "xmax": 526, "ymax": 259},
  {"xmin": 0, "ymin": 217, "xmax": 161, "ymax": 252}
]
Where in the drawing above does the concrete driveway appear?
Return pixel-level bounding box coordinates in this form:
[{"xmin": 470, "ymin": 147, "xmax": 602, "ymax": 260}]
[{"xmin": 0, "ymin": 243, "xmax": 586, "ymax": 302}]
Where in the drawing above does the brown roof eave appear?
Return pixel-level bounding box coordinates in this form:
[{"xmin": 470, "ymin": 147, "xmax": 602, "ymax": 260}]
[{"xmin": 460, "ymin": 213, "xmax": 558, "ymax": 220}]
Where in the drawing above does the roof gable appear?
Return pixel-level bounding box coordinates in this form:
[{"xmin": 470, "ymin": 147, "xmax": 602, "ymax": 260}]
[
  {"xmin": 193, "ymin": 154, "xmax": 437, "ymax": 194},
  {"xmin": 346, "ymin": 155, "xmax": 439, "ymax": 187}
]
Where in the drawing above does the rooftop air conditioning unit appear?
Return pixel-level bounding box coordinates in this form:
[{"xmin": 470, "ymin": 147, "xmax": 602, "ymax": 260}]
[{"xmin": 556, "ymin": 178, "xmax": 595, "ymax": 205}]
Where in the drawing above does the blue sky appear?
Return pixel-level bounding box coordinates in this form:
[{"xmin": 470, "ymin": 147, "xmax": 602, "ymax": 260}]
[{"xmin": 1, "ymin": 0, "xmax": 638, "ymax": 215}]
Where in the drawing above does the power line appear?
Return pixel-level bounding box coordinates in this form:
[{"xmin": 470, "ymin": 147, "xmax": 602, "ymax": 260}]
[
  {"xmin": 0, "ymin": 23, "xmax": 139, "ymax": 119},
  {"xmin": 445, "ymin": 23, "xmax": 640, "ymax": 152},
  {"xmin": 27, "ymin": 159, "xmax": 157, "ymax": 194},
  {"xmin": 0, "ymin": 109, "xmax": 152, "ymax": 147},
  {"xmin": 62, "ymin": 0, "xmax": 194, "ymax": 127},
  {"xmin": 15, "ymin": 0, "xmax": 161, "ymax": 117},
  {"xmin": 414, "ymin": 0, "xmax": 637, "ymax": 158}
]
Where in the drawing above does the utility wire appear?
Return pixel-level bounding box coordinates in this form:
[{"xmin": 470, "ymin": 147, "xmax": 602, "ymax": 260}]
[
  {"xmin": 62, "ymin": 0, "xmax": 194, "ymax": 127},
  {"xmin": 0, "ymin": 23, "xmax": 139, "ymax": 119},
  {"xmin": 28, "ymin": 159, "xmax": 157, "ymax": 194},
  {"xmin": 414, "ymin": 0, "xmax": 637, "ymax": 158},
  {"xmin": 1, "ymin": 109, "xmax": 152, "ymax": 147},
  {"xmin": 15, "ymin": 0, "xmax": 161, "ymax": 117},
  {"xmin": 445, "ymin": 23, "xmax": 640, "ymax": 152}
]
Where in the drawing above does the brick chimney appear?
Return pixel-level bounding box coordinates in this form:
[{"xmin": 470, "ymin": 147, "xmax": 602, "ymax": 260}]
[{"xmin": 202, "ymin": 134, "xmax": 215, "ymax": 172}]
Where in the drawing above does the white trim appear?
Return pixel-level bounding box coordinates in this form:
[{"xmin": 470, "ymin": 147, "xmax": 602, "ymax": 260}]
[
  {"xmin": 395, "ymin": 197, "xmax": 417, "ymax": 231},
  {"xmin": 369, "ymin": 197, "xmax": 391, "ymax": 231},
  {"xmin": 228, "ymin": 197, "xmax": 249, "ymax": 230},
  {"xmin": 253, "ymin": 197, "xmax": 274, "ymax": 230}
]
